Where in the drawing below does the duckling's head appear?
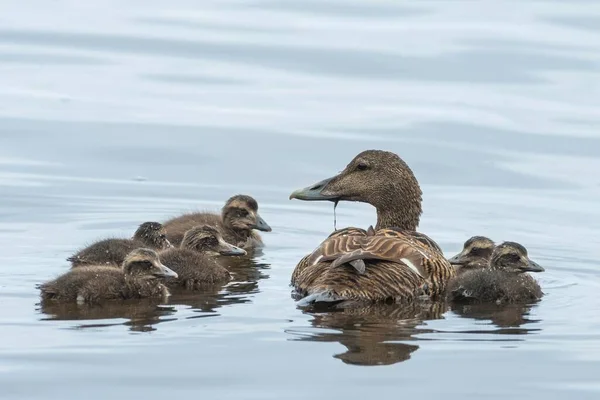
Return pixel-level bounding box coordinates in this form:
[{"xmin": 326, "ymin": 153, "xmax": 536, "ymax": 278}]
[
  {"xmin": 289, "ymin": 150, "xmax": 422, "ymax": 230},
  {"xmin": 133, "ymin": 222, "xmax": 172, "ymax": 250},
  {"xmin": 181, "ymin": 225, "xmax": 247, "ymax": 256},
  {"xmin": 222, "ymin": 194, "xmax": 271, "ymax": 233},
  {"xmin": 490, "ymin": 242, "xmax": 544, "ymax": 274},
  {"xmin": 123, "ymin": 248, "xmax": 178, "ymax": 278},
  {"xmin": 448, "ymin": 236, "xmax": 495, "ymax": 268}
]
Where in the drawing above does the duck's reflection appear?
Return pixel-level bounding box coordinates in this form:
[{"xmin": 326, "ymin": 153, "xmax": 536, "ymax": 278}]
[
  {"xmin": 39, "ymin": 298, "xmax": 178, "ymax": 332},
  {"xmin": 288, "ymin": 301, "xmax": 448, "ymax": 366},
  {"xmin": 449, "ymin": 302, "xmax": 541, "ymax": 334},
  {"xmin": 38, "ymin": 257, "xmax": 270, "ymax": 331}
]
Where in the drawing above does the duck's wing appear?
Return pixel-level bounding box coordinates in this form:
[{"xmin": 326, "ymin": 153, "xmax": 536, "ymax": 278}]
[
  {"xmin": 376, "ymin": 228, "xmax": 444, "ymax": 254},
  {"xmin": 304, "ymin": 228, "xmax": 435, "ymax": 278},
  {"xmin": 294, "ymin": 227, "xmax": 455, "ymax": 301},
  {"xmin": 320, "ymin": 235, "xmax": 431, "ymax": 279},
  {"xmin": 292, "ymin": 227, "xmax": 368, "ymax": 286}
]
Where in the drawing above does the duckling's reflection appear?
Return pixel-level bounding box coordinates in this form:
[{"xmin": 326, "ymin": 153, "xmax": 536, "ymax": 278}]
[
  {"xmin": 449, "ymin": 302, "xmax": 541, "ymax": 334},
  {"xmin": 39, "ymin": 298, "xmax": 177, "ymax": 332},
  {"xmin": 39, "ymin": 257, "xmax": 271, "ymax": 330},
  {"xmin": 288, "ymin": 301, "xmax": 448, "ymax": 366},
  {"xmin": 217, "ymin": 255, "xmax": 270, "ymax": 296}
]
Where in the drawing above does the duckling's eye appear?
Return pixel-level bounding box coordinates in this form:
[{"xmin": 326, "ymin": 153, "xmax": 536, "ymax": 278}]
[
  {"xmin": 159, "ymin": 234, "xmax": 166, "ymax": 239},
  {"xmin": 356, "ymin": 162, "xmax": 369, "ymax": 171},
  {"xmin": 504, "ymin": 253, "xmax": 521, "ymax": 263},
  {"xmin": 470, "ymin": 247, "xmax": 487, "ymax": 257},
  {"xmin": 205, "ymin": 236, "xmax": 219, "ymax": 247},
  {"xmin": 236, "ymin": 209, "xmax": 249, "ymax": 218}
]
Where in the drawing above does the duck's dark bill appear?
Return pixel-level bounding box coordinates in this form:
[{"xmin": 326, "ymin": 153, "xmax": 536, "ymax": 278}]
[
  {"xmin": 218, "ymin": 241, "xmax": 247, "ymax": 256},
  {"xmin": 447, "ymin": 253, "xmax": 467, "ymax": 265},
  {"xmin": 289, "ymin": 176, "xmax": 338, "ymax": 201},
  {"xmin": 158, "ymin": 264, "xmax": 179, "ymax": 278},
  {"xmin": 254, "ymin": 213, "xmax": 272, "ymax": 232},
  {"xmin": 524, "ymin": 259, "xmax": 545, "ymax": 273}
]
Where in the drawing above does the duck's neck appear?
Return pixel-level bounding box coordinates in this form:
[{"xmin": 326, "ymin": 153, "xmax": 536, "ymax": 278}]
[
  {"xmin": 225, "ymin": 226, "xmax": 251, "ymax": 246},
  {"xmin": 373, "ymin": 190, "xmax": 422, "ymax": 231}
]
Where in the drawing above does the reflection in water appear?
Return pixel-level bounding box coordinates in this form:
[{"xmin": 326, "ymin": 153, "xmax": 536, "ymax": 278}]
[
  {"xmin": 38, "ymin": 256, "xmax": 271, "ymax": 331},
  {"xmin": 450, "ymin": 302, "xmax": 542, "ymax": 334},
  {"xmin": 38, "ymin": 298, "xmax": 178, "ymax": 332},
  {"xmin": 289, "ymin": 299, "xmax": 543, "ymax": 366},
  {"xmin": 288, "ymin": 301, "xmax": 448, "ymax": 366}
]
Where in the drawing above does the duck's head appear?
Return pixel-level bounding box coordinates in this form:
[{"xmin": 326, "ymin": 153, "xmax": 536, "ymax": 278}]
[
  {"xmin": 221, "ymin": 194, "xmax": 271, "ymax": 233},
  {"xmin": 133, "ymin": 222, "xmax": 172, "ymax": 250},
  {"xmin": 123, "ymin": 248, "xmax": 178, "ymax": 278},
  {"xmin": 490, "ymin": 242, "xmax": 544, "ymax": 274},
  {"xmin": 289, "ymin": 150, "xmax": 422, "ymax": 230},
  {"xmin": 448, "ymin": 236, "xmax": 495, "ymax": 268},
  {"xmin": 181, "ymin": 225, "xmax": 247, "ymax": 256}
]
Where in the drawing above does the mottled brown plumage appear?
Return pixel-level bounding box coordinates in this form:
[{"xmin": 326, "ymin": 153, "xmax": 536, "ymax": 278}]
[
  {"xmin": 40, "ymin": 248, "xmax": 178, "ymax": 304},
  {"xmin": 163, "ymin": 194, "xmax": 271, "ymax": 250},
  {"xmin": 446, "ymin": 241, "xmax": 544, "ymax": 304},
  {"xmin": 289, "ymin": 150, "xmax": 455, "ymax": 304},
  {"xmin": 448, "ymin": 236, "xmax": 495, "ymax": 275},
  {"xmin": 68, "ymin": 222, "xmax": 172, "ymax": 268},
  {"xmin": 159, "ymin": 225, "xmax": 245, "ymax": 290}
]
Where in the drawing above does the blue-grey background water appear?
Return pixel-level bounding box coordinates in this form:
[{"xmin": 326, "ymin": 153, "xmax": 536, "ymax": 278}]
[{"xmin": 1, "ymin": 0, "xmax": 600, "ymax": 398}]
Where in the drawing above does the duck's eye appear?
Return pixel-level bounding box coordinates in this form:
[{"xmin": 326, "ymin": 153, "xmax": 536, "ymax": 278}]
[
  {"xmin": 236, "ymin": 209, "xmax": 249, "ymax": 217},
  {"xmin": 504, "ymin": 253, "xmax": 521, "ymax": 263},
  {"xmin": 470, "ymin": 247, "xmax": 487, "ymax": 257},
  {"xmin": 205, "ymin": 236, "xmax": 219, "ymax": 247},
  {"xmin": 159, "ymin": 234, "xmax": 166, "ymax": 239},
  {"xmin": 356, "ymin": 162, "xmax": 369, "ymax": 171}
]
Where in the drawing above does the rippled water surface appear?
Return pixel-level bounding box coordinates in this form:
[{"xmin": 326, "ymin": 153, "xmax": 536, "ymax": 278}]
[{"xmin": 1, "ymin": 1, "xmax": 600, "ymax": 398}]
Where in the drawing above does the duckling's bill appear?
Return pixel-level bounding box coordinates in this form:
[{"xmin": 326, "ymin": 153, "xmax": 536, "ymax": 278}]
[
  {"xmin": 157, "ymin": 264, "xmax": 178, "ymax": 278},
  {"xmin": 217, "ymin": 239, "xmax": 247, "ymax": 256},
  {"xmin": 253, "ymin": 213, "xmax": 272, "ymax": 232}
]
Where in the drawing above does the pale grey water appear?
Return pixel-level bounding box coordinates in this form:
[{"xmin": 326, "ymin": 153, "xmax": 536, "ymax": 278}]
[{"xmin": 1, "ymin": 0, "xmax": 600, "ymax": 398}]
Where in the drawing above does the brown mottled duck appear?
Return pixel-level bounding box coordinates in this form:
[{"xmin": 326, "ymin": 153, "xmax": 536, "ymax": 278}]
[
  {"xmin": 163, "ymin": 194, "xmax": 271, "ymax": 250},
  {"xmin": 289, "ymin": 150, "xmax": 455, "ymax": 305},
  {"xmin": 446, "ymin": 241, "xmax": 544, "ymax": 304},
  {"xmin": 39, "ymin": 248, "xmax": 178, "ymax": 304},
  {"xmin": 68, "ymin": 222, "xmax": 172, "ymax": 268},
  {"xmin": 159, "ymin": 225, "xmax": 245, "ymax": 290}
]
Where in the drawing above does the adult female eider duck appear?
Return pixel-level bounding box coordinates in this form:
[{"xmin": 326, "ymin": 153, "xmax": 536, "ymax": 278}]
[
  {"xmin": 39, "ymin": 248, "xmax": 178, "ymax": 304},
  {"xmin": 289, "ymin": 150, "xmax": 455, "ymax": 304},
  {"xmin": 163, "ymin": 194, "xmax": 271, "ymax": 250},
  {"xmin": 159, "ymin": 225, "xmax": 245, "ymax": 290},
  {"xmin": 446, "ymin": 241, "xmax": 544, "ymax": 304},
  {"xmin": 448, "ymin": 236, "xmax": 495, "ymax": 275},
  {"xmin": 68, "ymin": 222, "xmax": 172, "ymax": 268}
]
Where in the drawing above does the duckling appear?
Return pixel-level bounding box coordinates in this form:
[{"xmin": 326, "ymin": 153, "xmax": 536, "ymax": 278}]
[
  {"xmin": 163, "ymin": 194, "xmax": 271, "ymax": 250},
  {"xmin": 446, "ymin": 241, "xmax": 544, "ymax": 304},
  {"xmin": 159, "ymin": 225, "xmax": 246, "ymax": 290},
  {"xmin": 68, "ymin": 222, "xmax": 172, "ymax": 268},
  {"xmin": 289, "ymin": 150, "xmax": 455, "ymax": 304},
  {"xmin": 39, "ymin": 248, "xmax": 178, "ymax": 304},
  {"xmin": 448, "ymin": 236, "xmax": 495, "ymax": 275}
]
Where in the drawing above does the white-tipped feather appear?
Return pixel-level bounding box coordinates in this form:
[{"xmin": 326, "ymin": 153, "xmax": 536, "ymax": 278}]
[{"xmin": 400, "ymin": 258, "xmax": 426, "ymax": 279}]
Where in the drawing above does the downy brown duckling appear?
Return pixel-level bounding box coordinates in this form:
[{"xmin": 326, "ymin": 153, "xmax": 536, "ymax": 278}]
[
  {"xmin": 289, "ymin": 150, "xmax": 455, "ymax": 305},
  {"xmin": 159, "ymin": 225, "xmax": 246, "ymax": 290},
  {"xmin": 39, "ymin": 248, "xmax": 178, "ymax": 304},
  {"xmin": 448, "ymin": 236, "xmax": 495, "ymax": 275},
  {"xmin": 68, "ymin": 222, "xmax": 172, "ymax": 268},
  {"xmin": 446, "ymin": 241, "xmax": 544, "ymax": 304},
  {"xmin": 163, "ymin": 194, "xmax": 272, "ymax": 250}
]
